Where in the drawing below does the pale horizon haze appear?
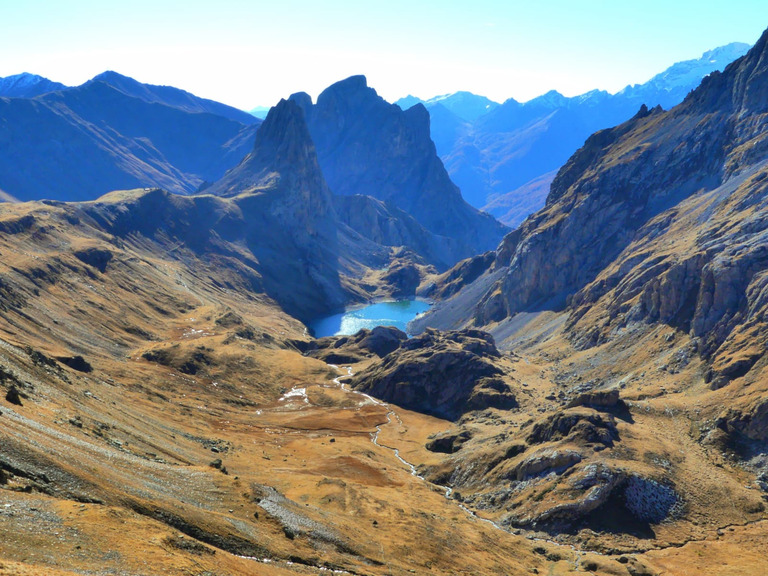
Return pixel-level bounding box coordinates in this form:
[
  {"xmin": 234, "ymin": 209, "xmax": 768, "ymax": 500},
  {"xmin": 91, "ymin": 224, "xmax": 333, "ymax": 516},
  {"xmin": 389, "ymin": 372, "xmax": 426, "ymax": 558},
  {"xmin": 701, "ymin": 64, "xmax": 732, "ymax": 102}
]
[{"xmin": 2, "ymin": 0, "xmax": 767, "ymax": 110}]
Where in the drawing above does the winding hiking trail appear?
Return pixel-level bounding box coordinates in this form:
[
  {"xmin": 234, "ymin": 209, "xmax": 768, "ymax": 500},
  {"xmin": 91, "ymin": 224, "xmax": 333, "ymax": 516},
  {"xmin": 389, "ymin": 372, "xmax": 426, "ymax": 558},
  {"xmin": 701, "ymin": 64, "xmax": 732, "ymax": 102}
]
[{"xmin": 328, "ymin": 364, "xmax": 506, "ymax": 530}]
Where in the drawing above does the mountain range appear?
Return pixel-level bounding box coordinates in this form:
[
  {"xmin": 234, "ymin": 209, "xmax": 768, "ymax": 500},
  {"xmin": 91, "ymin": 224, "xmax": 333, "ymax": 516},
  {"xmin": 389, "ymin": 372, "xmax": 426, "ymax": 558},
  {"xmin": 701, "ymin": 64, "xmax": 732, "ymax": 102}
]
[
  {"xmin": 0, "ymin": 72, "xmax": 67, "ymax": 98},
  {"xmin": 2, "ymin": 32, "xmax": 768, "ymax": 576},
  {"xmin": 0, "ymin": 72, "xmax": 505, "ymax": 273},
  {"xmin": 0, "ymin": 71, "xmax": 261, "ymax": 201},
  {"xmin": 398, "ymin": 42, "xmax": 750, "ymax": 227},
  {"xmin": 406, "ymin": 28, "xmax": 768, "ymax": 547}
]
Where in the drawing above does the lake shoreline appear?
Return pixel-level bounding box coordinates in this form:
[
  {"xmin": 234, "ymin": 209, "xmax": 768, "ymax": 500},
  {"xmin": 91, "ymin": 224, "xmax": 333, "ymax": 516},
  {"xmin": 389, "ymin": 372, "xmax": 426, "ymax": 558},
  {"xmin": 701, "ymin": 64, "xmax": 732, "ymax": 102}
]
[{"xmin": 308, "ymin": 298, "xmax": 433, "ymax": 338}]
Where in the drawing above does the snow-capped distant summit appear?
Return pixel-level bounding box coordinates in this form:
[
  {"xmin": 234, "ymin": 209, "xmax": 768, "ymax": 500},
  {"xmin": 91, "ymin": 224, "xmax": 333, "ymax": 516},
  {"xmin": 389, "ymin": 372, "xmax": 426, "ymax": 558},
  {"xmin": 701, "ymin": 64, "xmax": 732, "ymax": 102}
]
[
  {"xmin": 396, "ymin": 91, "xmax": 499, "ymax": 122},
  {"xmin": 0, "ymin": 73, "xmax": 66, "ymax": 98},
  {"xmin": 701, "ymin": 42, "xmax": 751, "ymax": 64},
  {"xmin": 617, "ymin": 42, "xmax": 751, "ymax": 107},
  {"xmin": 524, "ymin": 89, "xmax": 568, "ymax": 109}
]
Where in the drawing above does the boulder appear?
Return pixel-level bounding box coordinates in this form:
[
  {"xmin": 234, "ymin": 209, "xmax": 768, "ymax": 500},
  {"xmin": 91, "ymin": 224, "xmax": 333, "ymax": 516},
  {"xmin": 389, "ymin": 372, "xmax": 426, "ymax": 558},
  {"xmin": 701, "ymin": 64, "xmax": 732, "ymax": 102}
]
[
  {"xmin": 566, "ymin": 388, "xmax": 620, "ymax": 409},
  {"xmin": 426, "ymin": 430, "xmax": 472, "ymax": 454},
  {"xmin": 5, "ymin": 385, "xmax": 22, "ymax": 406}
]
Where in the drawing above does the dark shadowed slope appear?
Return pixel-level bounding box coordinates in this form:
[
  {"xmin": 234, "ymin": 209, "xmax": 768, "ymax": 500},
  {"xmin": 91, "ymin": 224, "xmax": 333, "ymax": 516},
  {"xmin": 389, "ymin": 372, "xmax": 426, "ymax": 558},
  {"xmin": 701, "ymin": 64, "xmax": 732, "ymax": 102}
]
[
  {"xmin": 0, "ymin": 72, "xmax": 67, "ymax": 98},
  {"xmin": 0, "ymin": 75, "xmax": 260, "ymax": 202},
  {"xmin": 289, "ymin": 76, "xmax": 508, "ymax": 264}
]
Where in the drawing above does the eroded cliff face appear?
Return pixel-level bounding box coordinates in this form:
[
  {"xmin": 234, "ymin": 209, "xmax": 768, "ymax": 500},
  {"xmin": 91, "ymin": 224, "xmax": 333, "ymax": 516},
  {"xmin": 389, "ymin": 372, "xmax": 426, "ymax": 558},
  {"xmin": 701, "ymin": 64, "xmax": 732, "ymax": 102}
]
[
  {"xmin": 206, "ymin": 98, "xmax": 335, "ymax": 235},
  {"xmin": 290, "ymin": 76, "xmax": 508, "ymax": 265}
]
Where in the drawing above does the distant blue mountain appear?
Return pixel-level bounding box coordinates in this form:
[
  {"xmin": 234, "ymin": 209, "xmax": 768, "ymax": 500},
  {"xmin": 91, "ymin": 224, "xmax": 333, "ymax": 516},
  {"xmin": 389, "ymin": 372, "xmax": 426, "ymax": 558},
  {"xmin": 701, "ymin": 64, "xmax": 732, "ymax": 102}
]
[
  {"xmin": 249, "ymin": 106, "xmax": 271, "ymax": 119},
  {"xmin": 400, "ymin": 42, "xmax": 751, "ymax": 227},
  {"xmin": 0, "ymin": 73, "xmax": 67, "ymax": 98},
  {"xmin": 0, "ymin": 72, "xmax": 260, "ymax": 201},
  {"xmin": 396, "ymin": 91, "xmax": 499, "ymax": 122},
  {"xmin": 617, "ymin": 42, "xmax": 751, "ymax": 108},
  {"xmin": 90, "ymin": 71, "xmax": 259, "ymax": 125}
]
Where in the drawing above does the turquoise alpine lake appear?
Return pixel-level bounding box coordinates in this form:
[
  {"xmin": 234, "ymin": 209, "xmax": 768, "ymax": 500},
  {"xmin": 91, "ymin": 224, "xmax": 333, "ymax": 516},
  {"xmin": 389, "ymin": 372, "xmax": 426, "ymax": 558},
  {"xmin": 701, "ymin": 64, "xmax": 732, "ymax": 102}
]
[{"xmin": 309, "ymin": 300, "xmax": 431, "ymax": 338}]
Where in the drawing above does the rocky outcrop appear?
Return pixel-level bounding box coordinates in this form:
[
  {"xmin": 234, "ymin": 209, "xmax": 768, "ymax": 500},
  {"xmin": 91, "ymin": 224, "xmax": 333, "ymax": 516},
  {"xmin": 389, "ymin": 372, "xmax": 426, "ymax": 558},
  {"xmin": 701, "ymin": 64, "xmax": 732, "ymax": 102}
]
[
  {"xmin": 355, "ymin": 326, "xmax": 409, "ymax": 357},
  {"xmin": 566, "ymin": 388, "xmax": 621, "ymax": 409},
  {"xmin": 350, "ymin": 329, "xmax": 514, "ymax": 419},
  {"xmin": 303, "ymin": 326, "xmax": 409, "ymax": 363},
  {"xmin": 381, "ymin": 260, "xmax": 423, "ymax": 298},
  {"xmin": 290, "ymin": 76, "xmax": 508, "ymax": 264},
  {"xmin": 717, "ymin": 399, "xmax": 768, "ymax": 443},
  {"xmin": 73, "ymin": 247, "xmax": 114, "ymax": 273},
  {"xmin": 526, "ymin": 408, "xmax": 619, "ymax": 448},
  {"xmin": 501, "ymin": 463, "xmax": 681, "ymax": 529},
  {"xmin": 5, "ymin": 385, "xmax": 22, "ymax": 406},
  {"xmin": 426, "ymin": 430, "xmax": 472, "ymax": 454},
  {"xmin": 0, "ymin": 77, "xmax": 259, "ymax": 201},
  {"xmin": 503, "ymin": 463, "xmax": 625, "ymax": 528},
  {"xmin": 623, "ymin": 475, "xmax": 681, "ymax": 523},
  {"xmin": 55, "ymin": 356, "xmax": 93, "ymax": 373}
]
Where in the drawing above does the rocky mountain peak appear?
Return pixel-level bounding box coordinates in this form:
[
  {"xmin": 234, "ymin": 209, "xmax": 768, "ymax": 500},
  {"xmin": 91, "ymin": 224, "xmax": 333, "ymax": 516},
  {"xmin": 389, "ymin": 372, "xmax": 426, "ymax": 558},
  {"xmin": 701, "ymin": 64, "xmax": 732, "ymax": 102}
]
[
  {"xmin": 317, "ymin": 74, "xmax": 370, "ymax": 101},
  {"xmin": 0, "ymin": 72, "xmax": 66, "ymax": 98},
  {"xmin": 250, "ymin": 98, "xmax": 320, "ymax": 173},
  {"xmin": 294, "ymin": 75, "xmax": 508, "ymax": 265},
  {"xmin": 208, "ymin": 99, "xmax": 333, "ymax": 225},
  {"xmin": 526, "ymin": 89, "xmax": 568, "ymax": 109},
  {"xmin": 288, "ymin": 91, "xmax": 313, "ymax": 112},
  {"xmin": 91, "ymin": 70, "xmax": 128, "ymax": 83}
]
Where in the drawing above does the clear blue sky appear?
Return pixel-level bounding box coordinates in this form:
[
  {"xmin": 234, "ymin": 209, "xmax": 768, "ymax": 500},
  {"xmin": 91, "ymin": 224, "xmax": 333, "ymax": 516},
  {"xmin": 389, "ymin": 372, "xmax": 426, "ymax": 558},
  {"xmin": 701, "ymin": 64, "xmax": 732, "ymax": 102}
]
[{"xmin": 1, "ymin": 0, "xmax": 767, "ymax": 109}]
